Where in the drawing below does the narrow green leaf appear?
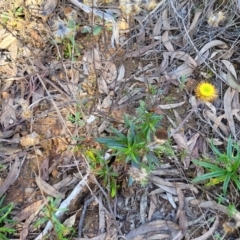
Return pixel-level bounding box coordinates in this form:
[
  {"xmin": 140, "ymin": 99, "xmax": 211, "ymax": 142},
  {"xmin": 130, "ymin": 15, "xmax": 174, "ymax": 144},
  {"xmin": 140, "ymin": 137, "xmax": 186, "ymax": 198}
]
[
  {"xmin": 192, "ymin": 170, "xmax": 226, "ymax": 183},
  {"xmin": 232, "ymin": 175, "xmax": 240, "ymax": 190},
  {"xmin": 223, "ymin": 173, "xmax": 232, "ymax": 194},
  {"xmin": 192, "ymin": 159, "xmax": 222, "ymax": 171},
  {"xmin": 226, "ymin": 136, "xmax": 233, "ymax": 160}
]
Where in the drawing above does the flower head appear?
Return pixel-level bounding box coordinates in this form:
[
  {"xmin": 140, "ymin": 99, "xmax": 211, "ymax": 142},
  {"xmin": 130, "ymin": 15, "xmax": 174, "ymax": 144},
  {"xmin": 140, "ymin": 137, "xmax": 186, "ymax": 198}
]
[
  {"xmin": 128, "ymin": 167, "xmax": 148, "ymax": 185},
  {"xmin": 51, "ymin": 17, "xmax": 71, "ymax": 39},
  {"xmin": 194, "ymin": 81, "xmax": 218, "ymax": 102}
]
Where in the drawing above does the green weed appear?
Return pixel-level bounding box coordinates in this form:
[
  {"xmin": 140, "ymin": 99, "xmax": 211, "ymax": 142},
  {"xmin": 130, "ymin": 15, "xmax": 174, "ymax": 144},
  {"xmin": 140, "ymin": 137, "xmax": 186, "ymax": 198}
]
[
  {"xmin": 227, "ymin": 204, "xmax": 237, "ymax": 218},
  {"xmin": 67, "ymin": 111, "xmax": 84, "ymax": 126},
  {"xmin": 0, "ymin": 196, "xmax": 15, "ymax": 240},
  {"xmin": 62, "ymin": 20, "xmax": 81, "ymax": 59},
  {"xmin": 86, "ymin": 149, "xmax": 118, "ymax": 197},
  {"xmin": 192, "ymin": 136, "xmax": 240, "ymax": 194},
  {"xmin": 35, "ymin": 197, "xmax": 74, "ymax": 240},
  {"xmin": 96, "ymin": 100, "xmax": 173, "ymax": 181}
]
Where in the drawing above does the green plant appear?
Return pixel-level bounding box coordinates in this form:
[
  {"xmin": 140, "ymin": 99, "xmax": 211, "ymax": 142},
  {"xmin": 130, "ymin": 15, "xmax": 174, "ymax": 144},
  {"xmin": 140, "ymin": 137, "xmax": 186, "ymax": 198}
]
[
  {"xmin": 179, "ymin": 75, "xmax": 187, "ymax": 91},
  {"xmin": 67, "ymin": 111, "xmax": 84, "ymax": 126},
  {"xmin": 82, "ymin": 25, "xmax": 103, "ymax": 36},
  {"xmin": 35, "ymin": 197, "xmax": 74, "ymax": 240},
  {"xmin": 0, "ymin": 196, "xmax": 15, "ymax": 240},
  {"xmin": 192, "ymin": 136, "xmax": 240, "ymax": 194},
  {"xmin": 86, "ymin": 149, "xmax": 118, "ymax": 197},
  {"xmin": 227, "ymin": 204, "xmax": 237, "ymax": 218},
  {"xmin": 96, "ymin": 100, "xmax": 173, "ymax": 173},
  {"xmin": 63, "ymin": 20, "xmax": 81, "ymax": 59}
]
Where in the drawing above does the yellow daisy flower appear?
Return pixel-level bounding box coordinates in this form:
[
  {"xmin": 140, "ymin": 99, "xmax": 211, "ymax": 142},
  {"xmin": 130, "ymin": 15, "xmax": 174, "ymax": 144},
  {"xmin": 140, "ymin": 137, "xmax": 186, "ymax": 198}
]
[{"xmin": 194, "ymin": 81, "xmax": 218, "ymax": 102}]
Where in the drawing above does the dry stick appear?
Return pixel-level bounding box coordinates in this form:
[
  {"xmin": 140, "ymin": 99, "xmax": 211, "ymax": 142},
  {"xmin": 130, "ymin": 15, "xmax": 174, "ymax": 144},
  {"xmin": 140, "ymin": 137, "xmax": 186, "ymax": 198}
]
[
  {"xmin": 191, "ymin": 215, "xmax": 219, "ymax": 240},
  {"xmin": 78, "ymin": 196, "xmax": 95, "ymax": 237},
  {"xmin": 169, "ymin": 102, "xmax": 200, "ymax": 138}
]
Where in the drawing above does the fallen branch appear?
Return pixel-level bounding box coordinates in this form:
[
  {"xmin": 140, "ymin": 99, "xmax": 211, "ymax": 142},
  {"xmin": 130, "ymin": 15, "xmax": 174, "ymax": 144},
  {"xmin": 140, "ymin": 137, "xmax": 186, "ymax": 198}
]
[{"xmin": 34, "ymin": 174, "xmax": 90, "ymax": 240}]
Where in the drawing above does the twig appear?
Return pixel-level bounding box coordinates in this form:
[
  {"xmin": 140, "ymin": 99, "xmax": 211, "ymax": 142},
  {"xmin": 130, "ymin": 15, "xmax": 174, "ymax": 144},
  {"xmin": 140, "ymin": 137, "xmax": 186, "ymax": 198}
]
[
  {"xmin": 191, "ymin": 215, "xmax": 219, "ymax": 240},
  {"xmin": 78, "ymin": 195, "xmax": 95, "ymax": 237}
]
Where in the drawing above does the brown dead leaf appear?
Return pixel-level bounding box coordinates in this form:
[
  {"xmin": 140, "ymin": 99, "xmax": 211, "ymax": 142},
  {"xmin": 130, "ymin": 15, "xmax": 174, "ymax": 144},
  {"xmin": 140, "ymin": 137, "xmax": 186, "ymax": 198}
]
[
  {"xmin": 195, "ymin": 40, "xmax": 228, "ymax": 65},
  {"xmin": 189, "ymin": 199, "xmax": 228, "ymax": 214},
  {"xmin": 148, "ymin": 194, "xmax": 157, "ymax": 221},
  {"xmin": 183, "ymin": 11, "xmax": 202, "ymax": 46},
  {"xmin": 224, "ymin": 71, "xmax": 240, "ymax": 92},
  {"xmin": 20, "ymin": 201, "xmax": 46, "ymax": 240},
  {"xmin": 0, "ymin": 29, "xmax": 6, "ymax": 39},
  {"xmin": 171, "ymin": 63, "xmax": 194, "ymax": 79},
  {"xmin": 224, "ymin": 87, "xmax": 236, "ymax": 137},
  {"xmin": 0, "ymin": 64, "xmax": 18, "ymax": 79},
  {"xmin": 222, "ymin": 60, "xmax": 237, "ymax": 79},
  {"xmin": 153, "ymin": 15, "xmax": 162, "ymax": 36},
  {"xmin": 162, "ymin": 31, "xmax": 174, "ymax": 52},
  {"xmin": 125, "ymin": 219, "xmax": 180, "ymax": 239},
  {"xmin": 35, "ymin": 175, "xmax": 65, "ymax": 199},
  {"xmin": 1, "ymin": 97, "xmax": 16, "ymax": 128},
  {"xmin": 174, "ymin": 187, "xmax": 185, "ymax": 221},
  {"xmin": 0, "ymin": 155, "xmax": 26, "ymax": 198},
  {"xmin": 102, "ymin": 62, "xmax": 117, "ymax": 84},
  {"xmin": 0, "ymin": 33, "xmax": 16, "ymax": 49},
  {"xmin": 150, "ymin": 175, "xmax": 198, "ymax": 193},
  {"xmin": 204, "ymin": 110, "xmax": 229, "ymax": 136},
  {"xmin": 140, "ymin": 190, "xmax": 148, "ymax": 223},
  {"xmin": 14, "ymin": 200, "xmax": 44, "ymax": 222},
  {"xmin": 162, "ymin": 9, "xmax": 170, "ymax": 29},
  {"xmin": 98, "ymin": 77, "xmax": 109, "ymax": 94},
  {"xmin": 192, "ymin": 216, "xmax": 219, "ymax": 240},
  {"xmin": 8, "ymin": 39, "xmax": 18, "ymax": 60},
  {"xmin": 158, "ymin": 101, "xmax": 185, "ymax": 109},
  {"xmin": 101, "ymin": 92, "xmax": 113, "ymax": 109},
  {"xmin": 20, "ymin": 132, "xmax": 40, "ymax": 147},
  {"xmin": 170, "ymin": 51, "xmax": 197, "ymax": 68}
]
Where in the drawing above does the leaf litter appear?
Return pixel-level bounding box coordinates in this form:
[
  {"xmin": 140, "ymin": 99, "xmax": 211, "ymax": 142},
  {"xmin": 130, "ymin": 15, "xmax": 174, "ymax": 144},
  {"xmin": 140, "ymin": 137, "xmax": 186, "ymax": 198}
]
[{"xmin": 1, "ymin": 0, "xmax": 240, "ymax": 239}]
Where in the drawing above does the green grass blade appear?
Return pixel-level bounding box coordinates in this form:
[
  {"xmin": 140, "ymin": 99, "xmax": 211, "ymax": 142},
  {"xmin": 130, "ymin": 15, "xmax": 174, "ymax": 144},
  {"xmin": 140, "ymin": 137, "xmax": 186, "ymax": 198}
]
[
  {"xmin": 191, "ymin": 159, "xmax": 222, "ymax": 171},
  {"xmin": 222, "ymin": 173, "xmax": 232, "ymax": 194},
  {"xmin": 226, "ymin": 136, "xmax": 233, "ymax": 159},
  {"xmin": 192, "ymin": 171, "xmax": 226, "ymax": 183},
  {"xmin": 232, "ymin": 175, "xmax": 240, "ymax": 191},
  {"xmin": 209, "ymin": 140, "xmax": 223, "ymax": 157}
]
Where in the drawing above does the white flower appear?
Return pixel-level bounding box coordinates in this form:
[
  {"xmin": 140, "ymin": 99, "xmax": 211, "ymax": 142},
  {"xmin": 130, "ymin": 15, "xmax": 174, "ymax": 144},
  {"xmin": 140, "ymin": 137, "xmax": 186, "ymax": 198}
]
[
  {"xmin": 51, "ymin": 17, "xmax": 71, "ymax": 39},
  {"xmin": 128, "ymin": 167, "xmax": 148, "ymax": 184}
]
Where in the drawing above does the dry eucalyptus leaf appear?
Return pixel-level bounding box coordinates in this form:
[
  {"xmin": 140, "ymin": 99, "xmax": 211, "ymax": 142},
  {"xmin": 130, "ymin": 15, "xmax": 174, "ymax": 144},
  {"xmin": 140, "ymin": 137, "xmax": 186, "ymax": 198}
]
[
  {"xmin": 102, "ymin": 62, "xmax": 117, "ymax": 84},
  {"xmin": 224, "ymin": 87, "xmax": 236, "ymax": 137},
  {"xmin": 203, "ymin": 110, "xmax": 229, "ymax": 136},
  {"xmin": 225, "ymin": 71, "xmax": 240, "ymax": 92},
  {"xmin": 20, "ymin": 132, "xmax": 40, "ymax": 147},
  {"xmin": 63, "ymin": 212, "xmax": 77, "ymax": 230},
  {"xmin": 0, "ymin": 34, "xmax": 16, "ymax": 49},
  {"xmin": 1, "ymin": 97, "xmax": 16, "ymax": 127},
  {"xmin": 158, "ymin": 101, "xmax": 185, "ymax": 109},
  {"xmin": 222, "ymin": 60, "xmax": 237, "ymax": 79},
  {"xmin": 35, "ymin": 175, "xmax": 65, "ymax": 199},
  {"xmin": 162, "ymin": 30, "xmax": 174, "ymax": 52},
  {"xmin": 195, "ymin": 40, "xmax": 228, "ymax": 65},
  {"xmin": 0, "ymin": 156, "xmax": 25, "ymax": 198},
  {"xmin": 8, "ymin": 39, "xmax": 18, "ymax": 60}
]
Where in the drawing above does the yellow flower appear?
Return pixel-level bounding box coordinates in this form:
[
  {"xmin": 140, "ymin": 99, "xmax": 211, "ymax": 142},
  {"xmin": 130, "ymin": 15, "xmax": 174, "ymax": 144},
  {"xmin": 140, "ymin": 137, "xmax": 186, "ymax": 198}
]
[{"xmin": 194, "ymin": 82, "xmax": 218, "ymax": 102}]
